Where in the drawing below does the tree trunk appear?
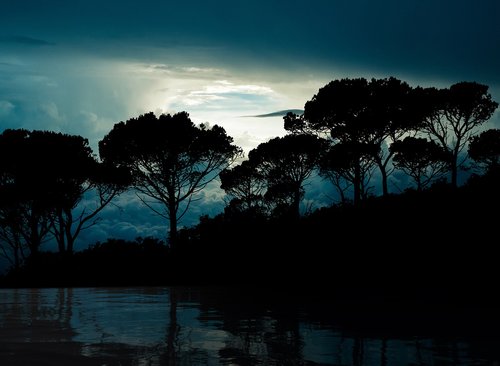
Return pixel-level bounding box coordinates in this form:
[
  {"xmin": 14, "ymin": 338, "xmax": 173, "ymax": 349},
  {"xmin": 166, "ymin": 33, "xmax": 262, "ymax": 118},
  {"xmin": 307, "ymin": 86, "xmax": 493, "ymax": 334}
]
[
  {"xmin": 13, "ymin": 245, "xmax": 20, "ymax": 270},
  {"xmin": 338, "ymin": 185, "xmax": 346, "ymax": 205},
  {"xmin": 57, "ymin": 210, "xmax": 66, "ymax": 254},
  {"xmin": 375, "ymin": 157, "xmax": 389, "ymax": 197},
  {"xmin": 416, "ymin": 176, "xmax": 422, "ymax": 192},
  {"xmin": 65, "ymin": 209, "xmax": 74, "ymax": 254},
  {"xmin": 353, "ymin": 161, "xmax": 361, "ymax": 205},
  {"xmin": 451, "ymin": 155, "xmax": 458, "ymax": 188},
  {"xmin": 29, "ymin": 215, "xmax": 40, "ymax": 256},
  {"xmin": 293, "ymin": 186, "xmax": 301, "ymax": 219},
  {"xmin": 380, "ymin": 166, "xmax": 388, "ymax": 197},
  {"xmin": 67, "ymin": 237, "xmax": 75, "ymax": 254}
]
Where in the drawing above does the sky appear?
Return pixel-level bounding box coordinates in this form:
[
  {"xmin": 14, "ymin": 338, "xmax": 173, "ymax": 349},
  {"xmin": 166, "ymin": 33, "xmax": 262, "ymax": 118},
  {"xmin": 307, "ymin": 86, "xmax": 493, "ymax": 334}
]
[{"xmin": 1, "ymin": 0, "xmax": 500, "ymax": 249}]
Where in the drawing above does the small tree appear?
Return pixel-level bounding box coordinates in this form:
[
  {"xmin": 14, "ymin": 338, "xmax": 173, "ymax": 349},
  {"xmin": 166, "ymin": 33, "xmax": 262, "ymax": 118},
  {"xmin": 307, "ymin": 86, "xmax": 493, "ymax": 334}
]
[
  {"xmin": 0, "ymin": 129, "xmax": 53, "ymax": 257},
  {"xmin": 99, "ymin": 112, "xmax": 242, "ymax": 246},
  {"xmin": 0, "ymin": 129, "xmax": 128, "ymax": 259},
  {"xmin": 220, "ymin": 160, "xmax": 266, "ymax": 213},
  {"xmin": 468, "ymin": 129, "xmax": 500, "ymax": 173},
  {"xmin": 50, "ymin": 162, "xmax": 130, "ymax": 254},
  {"xmin": 391, "ymin": 137, "xmax": 450, "ymax": 191},
  {"xmin": 0, "ymin": 186, "xmax": 26, "ymax": 269},
  {"xmin": 248, "ymin": 134, "xmax": 325, "ymax": 218},
  {"xmin": 319, "ymin": 141, "xmax": 378, "ymax": 203}
]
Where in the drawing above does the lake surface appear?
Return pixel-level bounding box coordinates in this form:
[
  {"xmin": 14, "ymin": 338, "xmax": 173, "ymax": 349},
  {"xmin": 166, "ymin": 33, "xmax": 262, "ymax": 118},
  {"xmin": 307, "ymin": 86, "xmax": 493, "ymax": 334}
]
[{"xmin": 0, "ymin": 287, "xmax": 499, "ymax": 365}]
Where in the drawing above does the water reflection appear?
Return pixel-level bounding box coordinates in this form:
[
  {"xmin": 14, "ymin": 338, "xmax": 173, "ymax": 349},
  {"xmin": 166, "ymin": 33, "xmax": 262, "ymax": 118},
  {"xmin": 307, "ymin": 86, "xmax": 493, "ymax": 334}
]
[{"xmin": 0, "ymin": 287, "xmax": 499, "ymax": 365}]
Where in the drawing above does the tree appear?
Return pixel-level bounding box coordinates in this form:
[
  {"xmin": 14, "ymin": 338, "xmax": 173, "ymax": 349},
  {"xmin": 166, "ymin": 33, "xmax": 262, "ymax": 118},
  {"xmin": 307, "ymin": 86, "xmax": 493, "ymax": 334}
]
[
  {"xmin": 286, "ymin": 77, "xmax": 422, "ymax": 201},
  {"xmin": 285, "ymin": 78, "xmax": 373, "ymax": 204},
  {"xmin": 0, "ymin": 186, "xmax": 26, "ymax": 270},
  {"xmin": 0, "ymin": 129, "xmax": 53, "ymax": 258},
  {"xmin": 220, "ymin": 159, "xmax": 266, "ymax": 213},
  {"xmin": 419, "ymin": 82, "xmax": 498, "ymax": 187},
  {"xmin": 26, "ymin": 131, "xmax": 130, "ymax": 254},
  {"xmin": 99, "ymin": 112, "xmax": 242, "ymax": 246},
  {"xmin": 0, "ymin": 129, "xmax": 127, "ymax": 262},
  {"xmin": 468, "ymin": 129, "xmax": 500, "ymax": 173},
  {"xmin": 248, "ymin": 134, "xmax": 324, "ymax": 218},
  {"xmin": 319, "ymin": 141, "xmax": 378, "ymax": 203},
  {"xmin": 391, "ymin": 137, "xmax": 450, "ymax": 191},
  {"xmin": 366, "ymin": 78, "xmax": 426, "ymax": 196},
  {"xmin": 50, "ymin": 161, "xmax": 130, "ymax": 254}
]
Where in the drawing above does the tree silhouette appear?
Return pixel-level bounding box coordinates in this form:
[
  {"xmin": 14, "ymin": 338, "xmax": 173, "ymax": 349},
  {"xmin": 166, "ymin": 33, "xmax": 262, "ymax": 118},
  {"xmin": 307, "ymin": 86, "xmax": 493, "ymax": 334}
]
[
  {"xmin": 248, "ymin": 134, "xmax": 324, "ymax": 218},
  {"xmin": 220, "ymin": 159, "xmax": 266, "ymax": 214},
  {"xmin": 50, "ymin": 161, "xmax": 130, "ymax": 254},
  {"xmin": 419, "ymin": 82, "xmax": 498, "ymax": 187},
  {"xmin": 0, "ymin": 129, "xmax": 127, "ymax": 262},
  {"xmin": 367, "ymin": 78, "xmax": 425, "ymax": 196},
  {"xmin": 99, "ymin": 112, "xmax": 242, "ymax": 246},
  {"xmin": 0, "ymin": 187, "xmax": 26, "ymax": 269},
  {"xmin": 391, "ymin": 137, "xmax": 450, "ymax": 191},
  {"xmin": 319, "ymin": 141, "xmax": 378, "ymax": 203},
  {"xmin": 303, "ymin": 78, "xmax": 375, "ymax": 204},
  {"xmin": 286, "ymin": 78, "xmax": 421, "ymax": 202},
  {"xmin": 468, "ymin": 129, "xmax": 500, "ymax": 173},
  {"xmin": 0, "ymin": 130, "xmax": 53, "ymax": 258}
]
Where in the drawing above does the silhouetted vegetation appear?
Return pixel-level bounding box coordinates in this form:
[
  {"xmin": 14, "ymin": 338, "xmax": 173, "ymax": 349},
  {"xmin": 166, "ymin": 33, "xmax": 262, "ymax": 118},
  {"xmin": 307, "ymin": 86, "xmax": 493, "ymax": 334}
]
[
  {"xmin": 1, "ymin": 77, "xmax": 499, "ymax": 298},
  {"xmin": 418, "ymin": 82, "xmax": 498, "ymax": 187},
  {"xmin": 391, "ymin": 137, "xmax": 450, "ymax": 191},
  {"xmin": 0, "ymin": 129, "xmax": 129, "ymax": 269},
  {"xmin": 99, "ymin": 111, "xmax": 242, "ymax": 247},
  {"xmin": 468, "ymin": 128, "xmax": 500, "ymax": 172}
]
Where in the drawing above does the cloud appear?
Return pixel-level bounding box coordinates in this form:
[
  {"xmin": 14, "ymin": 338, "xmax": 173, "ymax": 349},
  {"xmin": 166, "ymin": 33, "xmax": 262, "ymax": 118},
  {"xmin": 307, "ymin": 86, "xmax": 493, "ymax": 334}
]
[
  {"xmin": 136, "ymin": 63, "xmax": 226, "ymax": 80},
  {"xmin": 169, "ymin": 80, "xmax": 276, "ymax": 110},
  {"xmin": 39, "ymin": 102, "xmax": 63, "ymax": 121},
  {"xmin": 198, "ymin": 80, "xmax": 274, "ymax": 95},
  {"xmin": 0, "ymin": 100, "xmax": 14, "ymax": 117},
  {"xmin": 0, "ymin": 36, "xmax": 55, "ymax": 46},
  {"xmin": 250, "ymin": 109, "xmax": 304, "ymax": 118}
]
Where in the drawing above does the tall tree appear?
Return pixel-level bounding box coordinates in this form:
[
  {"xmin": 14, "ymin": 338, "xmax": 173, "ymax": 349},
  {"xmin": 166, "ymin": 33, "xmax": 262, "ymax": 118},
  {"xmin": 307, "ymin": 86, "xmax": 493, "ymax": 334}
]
[
  {"xmin": 419, "ymin": 82, "xmax": 498, "ymax": 187},
  {"xmin": 99, "ymin": 112, "xmax": 242, "ymax": 246},
  {"xmin": 286, "ymin": 77, "xmax": 424, "ymax": 201},
  {"xmin": 468, "ymin": 129, "xmax": 500, "ymax": 173},
  {"xmin": 391, "ymin": 137, "xmax": 450, "ymax": 191},
  {"xmin": 367, "ymin": 78, "xmax": 425, "ymax": 196},
  {"xmin": 286, "ymin": 78, "xmax": 375, "ymax": 203},
  {"xmin": 248, "ymin": 134, "xmax": 324, "ymax": 218}
]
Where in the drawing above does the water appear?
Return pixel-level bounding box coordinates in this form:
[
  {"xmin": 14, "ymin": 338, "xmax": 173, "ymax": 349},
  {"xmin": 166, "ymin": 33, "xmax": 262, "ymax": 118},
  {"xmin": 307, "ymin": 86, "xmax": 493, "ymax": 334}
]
[{"xmin": 0, "ymin": 287, "xmax": 498, "ymax": 365}]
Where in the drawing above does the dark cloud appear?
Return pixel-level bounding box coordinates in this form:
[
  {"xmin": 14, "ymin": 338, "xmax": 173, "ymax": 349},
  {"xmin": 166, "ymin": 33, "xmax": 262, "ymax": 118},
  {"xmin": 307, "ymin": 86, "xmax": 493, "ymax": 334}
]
[
  {"xmin": 1, "ymin": 1, "xmax": 498, "ymax": 83},
  {"xmin": 0, "ymin": 36, "xmax": 55, "ymax": 46},
  {"xmin": 251, "ymin": 109, "xmax": 304, "ymax": 118}
]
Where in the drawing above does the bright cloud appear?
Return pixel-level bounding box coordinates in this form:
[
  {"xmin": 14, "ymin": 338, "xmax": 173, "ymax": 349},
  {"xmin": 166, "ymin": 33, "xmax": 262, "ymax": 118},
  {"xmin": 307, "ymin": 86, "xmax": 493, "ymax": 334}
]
[
  {"xmin": 0, "ymin": 100, "xmax": 14, "ymax": 116},
  {"xmin": 39, "ymin": 102, "xmax": 63, "ymax": 121},
  {"xmin": 197, "ymin": 80, "xmax": 274, "ymax": 95}
]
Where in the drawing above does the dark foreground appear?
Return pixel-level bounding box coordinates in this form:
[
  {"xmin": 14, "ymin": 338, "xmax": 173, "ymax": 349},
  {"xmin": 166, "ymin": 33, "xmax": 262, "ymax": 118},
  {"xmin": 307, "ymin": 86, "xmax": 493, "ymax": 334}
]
[
  {"xmin": 2, "ymin": 172, "xmax": 500, "ymax": 293},
  {"xmin": 1, "ymin": 286, "xmax": 500, "ymax": 366}
]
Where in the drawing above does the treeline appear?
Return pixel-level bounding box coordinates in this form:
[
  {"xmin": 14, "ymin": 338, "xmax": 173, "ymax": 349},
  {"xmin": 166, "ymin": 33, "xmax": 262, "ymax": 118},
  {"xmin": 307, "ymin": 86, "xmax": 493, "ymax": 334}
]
[{"xmin": 1, "ymin": 77, "xmax": 499, "ymax": 284}]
